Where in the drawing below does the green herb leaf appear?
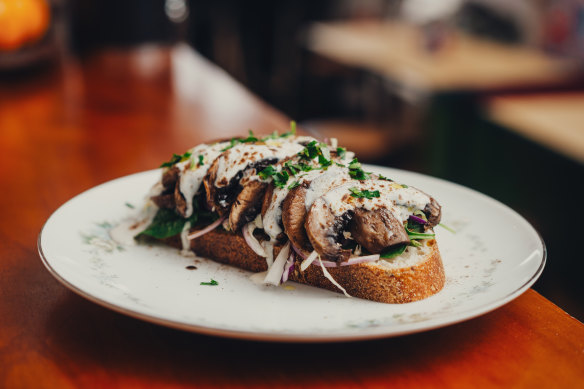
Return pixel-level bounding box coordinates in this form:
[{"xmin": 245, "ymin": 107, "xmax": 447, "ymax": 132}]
[
  {"xmin": 378, "ymin": 174, "xmax": 392, "ymax": 181},
  {"xmin": 125, "ymin": 202, "xmax": 135, "ymax": 209},
  {"xmin": 284, "ymin": 160, "xmax": 299, "ymax": 175},
  {"xmin": 140, "ymin": 208, "xmax": 188, "ymax": 239},
  {"xmin": 279, "ymin": 121, "xmax": 297, "ymax": 138},
  {"xmin": 405, "ymin": 226, "xmax": 435, "ymax": 240},
  {"xmin": 439, "ymin": 223, "xmax": 456, "ymax": 233},
  {"xmin": 380, "ymin": 244, "xmax": 407, "ymax": 259},
  {"xmin": 348, "ymin": 158, "xmax": 370, "ymax": 180},
  {"xmin": 259, "ymin": 165, "xmax": 277, "ymax": 180},
  {"xmin": 198, "ymin": 155, "xmax": 204, "ymax": 165},
  {"xmin": 200, "ymin": 279, "xmax": 219, "ymax": 286},
  {"xmin": 349, "ymin": 187, "xmax": 380, "ymax": 199},
  {"xmin": 336, "ymin": 147, "xmax": 346, "ymax": 159},
  {"xmin": 298, "ymin": 140, "xmax": 320, "ymax": 159},
  {"xmin": 273, "ymin": 171, "xmax": 290, "ymax": 188},
  {"xmin": 160, "ymin": 151, "xmax": 192, "ymax": 168},
  {"xmin": 288, "ymin": 180, "xmax": 300, "ymax": 189}
]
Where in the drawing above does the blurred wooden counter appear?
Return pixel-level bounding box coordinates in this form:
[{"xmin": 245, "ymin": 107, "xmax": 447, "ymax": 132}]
[
  {"xmin": 0, "ymin": 44, "xmax": 583, "ymax": 388},
  {"xmin": 485, "ymin": 92, "xmax": 584, "ymax": 164},
  {"xmin": 305, "ymin": 21, "xmax": 578, "ymax": 91}
]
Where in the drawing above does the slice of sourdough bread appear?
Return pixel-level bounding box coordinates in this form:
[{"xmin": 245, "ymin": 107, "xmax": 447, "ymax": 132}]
[
  {"xmin": 164, "ymin": 229, "xmax": 444, "ymax": 304},
  {"xmin": 289, "ymin": 240, "xmax": 444, "ymax": 303}
]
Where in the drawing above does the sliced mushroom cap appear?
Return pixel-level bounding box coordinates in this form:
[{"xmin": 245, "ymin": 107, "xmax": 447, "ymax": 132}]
[
  {"xmin": 161, "ymin": 167, "xmax": 179, "ymax": 189},
  {"xmin": 228, "ymin": 180, "xmax": 267, "ymax": 231},
  {"xmin": 304, "ymin": 180, "xmax": 440, "ymax": 262},
  {"xmin": 281, "ymin": 183, "xmax": 311, "ymax": 250},
  {"xmin": 349, "ymin": 208, "xmax": 409, "ymax": 253},
  {"xmin": 305, "ymin": 200, "xmax": 352, "ymax": 262},
  {"xmin": 151, "ymin": 193, "xmax": 175, "ymax": 209},
  {"xmin": 174, "ymin": 177, "xmax": 187, "ymax": 217},
  {"xmin": 281, "ymin": 165, "xmax": 352, "ymax": 253},
  {"xmin": 424, "ymin": 197, "xmax": 441, "ymax": 228}
]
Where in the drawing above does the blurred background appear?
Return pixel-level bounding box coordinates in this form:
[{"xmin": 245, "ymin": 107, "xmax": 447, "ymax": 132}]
[{"xmin": 1, "ymin": 0, "xmax": 583, "ymax": 319}]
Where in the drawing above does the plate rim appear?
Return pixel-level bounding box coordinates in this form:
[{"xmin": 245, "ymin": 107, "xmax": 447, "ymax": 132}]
[{"xmin": 37, "ymin": 167, "xmax": 547, "ymax": 342}]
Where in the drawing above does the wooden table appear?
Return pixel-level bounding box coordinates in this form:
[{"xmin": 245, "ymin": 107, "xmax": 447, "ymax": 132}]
[
  {"xmin": 305, "ymin": 21, "xmax": 578, "ymax": 91},
  {"xmin": 485, "ymin": 92, "xmax": 584, "ymax": 164},
  {"xmin": 1, "ymin": 45, "xmax": 583, "ymax": 388}
]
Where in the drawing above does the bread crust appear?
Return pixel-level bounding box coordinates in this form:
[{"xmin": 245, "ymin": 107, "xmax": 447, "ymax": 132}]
[
  {"xmin": 289, "ymin": 240, "xmax": 445, "ymax": 303},
  {"xmin": 165, "ymin": 229, "xmax": 444, "ymax": 303}
]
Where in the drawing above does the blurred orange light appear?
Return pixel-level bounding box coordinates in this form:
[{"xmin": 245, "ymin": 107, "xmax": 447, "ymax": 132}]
[{"xmin": 0, "ymin": 0, "xmax": 50, "ymax": 51}]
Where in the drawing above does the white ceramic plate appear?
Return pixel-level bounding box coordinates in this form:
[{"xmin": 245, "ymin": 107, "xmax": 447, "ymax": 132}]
[{"xmin": 38, "ymin": 166, "xmax": 545, "ymax": 342}]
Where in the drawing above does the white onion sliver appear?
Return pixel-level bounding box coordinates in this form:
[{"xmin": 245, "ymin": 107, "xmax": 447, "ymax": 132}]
[
  {"xmin": 262, "ymin": 241, "xmax": 274, "ymax": 267},
  {"xmin": 281, "ymin": 251, "xmax": 295, "ymax": 283},
  {"xmin": 318, "ymin": 257, "xmax": 351, "ymax": 298},
  {"xmin": 263, "ymin": 242, "xmax": 290, "ymax": 286},
  {"xmin": 300, "ymin": 250, "xmax": 318, "ymax": 271},
  {"xmin": 341, "ymin": 254, "xmax": 380, "ymax": 266},
  {"xmin": 187, "ymin": 214, "xmax": 227, "ymax": 240},
  {"xmin": 242, "ymin": 222, "xmax": 266, "ymax": 257}
]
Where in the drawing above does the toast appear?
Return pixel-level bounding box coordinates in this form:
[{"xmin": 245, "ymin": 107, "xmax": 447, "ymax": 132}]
[{"xmin": 123, "ymin": 125, "xmax": 446, "ymax": 303}]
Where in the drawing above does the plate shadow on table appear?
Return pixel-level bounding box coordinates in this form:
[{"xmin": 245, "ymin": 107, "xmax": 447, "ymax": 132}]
[{"xmin": 42, "ymin": 291, "xmax": 522, "ymax": 386}]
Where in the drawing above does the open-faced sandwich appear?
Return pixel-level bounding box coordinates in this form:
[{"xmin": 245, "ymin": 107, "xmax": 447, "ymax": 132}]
[{"xmin": 112, "ymin": 123, "xmax": 445, "ymax": 303}]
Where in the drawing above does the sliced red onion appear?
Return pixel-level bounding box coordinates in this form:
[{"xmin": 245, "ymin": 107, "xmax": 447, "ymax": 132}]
[
  {"xmin": 187, "ymin": 214, "xmax": 227, "ymax": 240},
  {"xmin": 291, "ymin": 243, "xmax": 308, "ymax": 260},
  {"xmin": 281, "ymin": 251, "xmax": 295, "ymax": 283},
  {"xmin": 409, "ymin": 215, "xmax": 427, "ymax": 225},
  {"xmin": 319, "ymin": 260, "xmax": 337, "ymax": 267},
  {"xmin": 242, "ymin": 222, "xmax": 267, "ymax": 257},
  {"xmin": 341, "ymin": 254, "xmax": 380, "ymax": 266}
]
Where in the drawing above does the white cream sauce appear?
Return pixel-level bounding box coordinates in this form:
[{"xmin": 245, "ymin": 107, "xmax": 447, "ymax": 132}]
[
  {"xmin": 263, "ymin": 187, "xmax": 290, "ymax": 240},
  {"xmin": 213, "ymin": 141, "xmax": 305, "ymax": 189},
  {"xmin": 262, "ymin": 152, "xmax": 353, "ymax": 240},
  {"xmin": 176, "ymin": 142, "xmax": 230, "ymax": 217},
  {"xmin": 321, "ymin": 181, "xmax": 431, "ymax": 223},
  {"xmin": 303, "ymin": 165, "xmax": 351, "ymax": 212}
]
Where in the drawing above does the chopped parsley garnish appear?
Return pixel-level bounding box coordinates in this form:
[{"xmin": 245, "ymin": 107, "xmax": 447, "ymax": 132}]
[
  {"xmin": 401, "ymin": 184, "xmax": 409, "ymax": 188},
  {"xmin": 124, "ymin": 202, "xmax": 135, "ymax": 209},
  {"xmin": 298, "ymin": 140, "xmax": 320, "ymax": 159},
  {"xmin": 273, "ymin": 171, "xmax": 290, "ymax": 188},
  {"xmin": 240, "ymin": 130, "xmax": 259, "ymax": 143},
  {"xmin": 288, "ymin": 180, "xmax": 300, "ymax": 189},
  {"xmin": 336, "ymin": 147, "xmax": 346, "ymax": 159},
  {"xmin": 349, "ymin": 187, "xmax": 380, "ymax": 199},
  {"xmin": 348, "ymin": 158, "xmax": 370, "ymax": 180},
  {"xmin": 160, "ymin": 151, "xmax": 192, "ymax": 168},
  {"xmin": 318, "ymin": 154, "xmax": 333, "ymax": 168},
  {"xmin": 378, "ymin": 174, "xmax": 392, "ymax": 181},
  {"xmin": 221, "ymin": 130, "xmax": 259, "ymax": 151},
  {"xmin": 278, "ymin": 120, "xmax": 297, "ymax": 138},
  {"xmin": 298, "ymin": 140, "xmax": 332, "ymax": 169},
  {"xmin": 200, "ymin": 279, "xmax": 219, "ymax": 286},
  {"xmin": 259, "ymin": 165, "xmax": 290, "ymax": 188},
  {"xmin": 284, "ymin": 160, "xmax": 299, "ymax": 175},
  {"xmin": 259, "ymin": 165, "xmax": 277, "ymax": 180},
  {"xmin": 198, "ymin": 155, "xmax": 204, "ymax": 165}
]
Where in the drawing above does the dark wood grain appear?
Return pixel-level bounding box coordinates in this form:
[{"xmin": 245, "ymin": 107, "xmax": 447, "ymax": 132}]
[{"xmin": 1, "ymin": 45, "xmax": 582, "ymax": 389}]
